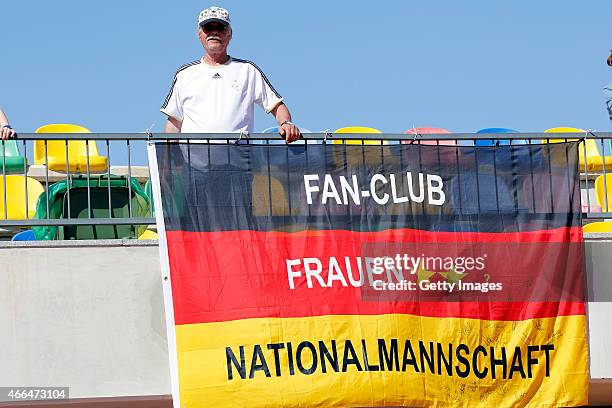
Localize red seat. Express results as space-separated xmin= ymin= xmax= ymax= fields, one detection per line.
xmin=403 ymin=127 xmax=456 ymax=145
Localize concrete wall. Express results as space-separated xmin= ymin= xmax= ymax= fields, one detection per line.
xmin=0 ymin=240 xmax=170 ymax=399
xmin=0 ymin=237 xmax=611 ymax=399
xmin=585 ymin=234 xmax=612 ymax=379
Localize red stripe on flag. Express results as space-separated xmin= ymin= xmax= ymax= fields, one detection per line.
xmin=166 ymin=228 xmax=585 ymax=325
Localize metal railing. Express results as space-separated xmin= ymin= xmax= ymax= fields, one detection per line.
xmin=1 ymin=131 xmax=611 ymax=232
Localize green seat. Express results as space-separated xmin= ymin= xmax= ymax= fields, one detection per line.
xmin=33 ymin=176 xmax=150 ymax=240
xmin=144 ymin=179 xmax=155 ymax=216
xmin=0 ymin=140 xmax=27 ymax=173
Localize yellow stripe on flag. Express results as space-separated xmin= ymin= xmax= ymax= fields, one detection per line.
xmin=174 ymin=313 xmax=588 ymax=407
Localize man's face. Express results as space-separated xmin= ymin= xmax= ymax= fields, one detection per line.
xmin=198 ymin=22 xmax=232 ymax=54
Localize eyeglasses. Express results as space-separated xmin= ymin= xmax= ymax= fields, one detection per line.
xmin=202 ymin=23 xmax=227 ymax=32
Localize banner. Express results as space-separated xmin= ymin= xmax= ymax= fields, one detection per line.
xmin=150 ymin=141 xmax=588 ymax=407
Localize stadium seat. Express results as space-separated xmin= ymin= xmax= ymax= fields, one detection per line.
xmin=544 ymin=127 xmax=612 ymax=171
xmin=257 ymin=126 xmax=286 ymax=145
xmin=261 ymin=126 xmax=312 ymax=134
xmin=144 ymin=179 xmax=155 ymax=216
xmin=34 ymin=124 xmax=108 ymax=173
xmin=521 ymin=173 xmax=577 ymax=214
xmin=11 ymin=229 xmax=36 ymax=241
xmin=472 ymin=128 xmax=538 ymax=174
xmin=32 ymin=175 xmax=149 ymax=240
xmin=595 ymin=174 xmax=612 ymax=212
xmin=0 ymin=140 xmax=27 ymax=173
xmin=331 ymin=126 xmax=390 ymax=168
xmin=138 ymin=229 xmax=159 ymax=240
xmin=401 ymin=127 xmax=457 ymax=168
xmin=252 ymin=126 xmax=315 ymax=145
xmin=403 ymin=127 xmax=456 ymax=145
xmin=450 ymin=173 xmax=516 ymax=214
xmin=583 ymin=222 xmax=612 ymax=233
xmin=333 ymin=126 xmax=385 ymax=145
xmin=0 ymin=175 xmax=44 ymax=220
xmin=475 ymin=128 xmax=526 ymax=146
xmin=252 ymin=174 xmax=289 ymax=216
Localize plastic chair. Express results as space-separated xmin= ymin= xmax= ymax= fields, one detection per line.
xmin=331 ymin=126 xmax=389 ymax=168
xmin=521 ymin=173 xmax=576 ymax=214
xmin=594 ymin=174 xmax=612 ymax=212
xmin=138 ymin=229 xmax=159 ymax=240
xmin=401 ymin=127 xmax=457 ymax=168
xmin=544 ymin=127 xmax=612 ymax=171
xmin=258 ymin=126 xmax=286 ymax=145
xmin=451 ymin=173 xmax=516 ymax=214
xmin=0 ymin=140 xmax=27 ymax=173
xmin=34 ymin=124 xmax=108 ymax=173
xmin=144 ymin=179 xmax=155 ymax=216
xmin=474 ymin=128 xmax=537 ymax=174
xmin=333 ymin=126 xmax=384 ymax=145
xmin=252 ymin=174 xmax=289 ymax=216
xmin=475 ymin=128 xmax=526 ymax=146
xmin=254 ymin=126 xmax=315 ymax=145
xmin=11 ymin=230 xmax=36 ymax=241
xmin=583 ymin=222 xmax=612 ymax=233
xmin=32 ymin=176 xmax=149 ymax=240
xmin=0 ymin=175 xmax=44 ymax=220
xmin=262 ymin=127 xmax=314 ymax=134
xmin=403 ymin=127 xmax=456 ymax=145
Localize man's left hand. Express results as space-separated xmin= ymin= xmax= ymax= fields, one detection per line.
xmin=280 ymin=122 xmax=301 ymax=144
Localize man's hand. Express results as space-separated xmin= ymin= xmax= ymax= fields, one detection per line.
xmin=279 ymin=122 xmax=301 ymax=143
xmin=271 ymin=103 xmax=301 ymax=144
xmin=1 ymin=126 xmax=15 ymax=141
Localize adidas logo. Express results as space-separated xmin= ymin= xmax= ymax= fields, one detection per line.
xmin=212 ymin=72 xmax=222 ymax=79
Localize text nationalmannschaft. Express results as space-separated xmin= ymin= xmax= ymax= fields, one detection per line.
xmin=226 ymin=338 xmax=553 ymax=381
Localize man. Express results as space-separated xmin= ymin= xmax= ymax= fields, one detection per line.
xmin=161 ymin=6 xmax=300 ymax=143
xmin=0 ymin=108 xmax=16 ymax=141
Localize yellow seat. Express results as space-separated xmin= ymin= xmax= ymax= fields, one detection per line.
xmin=252 ymin=174 xmax=289 ymax=216
xmin=331 ymin=126 xmax=392 ymax=169
xmin=332 ymin=126 xmax=385 ymax=145
xmin=583 ymin=222 xmax=612 ymax=233
xmin=594 ymin=174 xmax=612 ymax=212
xmin=586 ymin=155 xmax=612 ymax=172
xmin=543 ymin=127 xmax=612 ymax=171
xmin=0 ymin=175 xmax=44 ymax=220
xmin=34 ymin=124 xmax=108 ymax=173
xmin=138 ymin=230 xmax=159 ymax=240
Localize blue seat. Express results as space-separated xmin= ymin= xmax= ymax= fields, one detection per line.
xmin=258 ymin=126 xmax=286 ymax=145
xmin=475 ymin=128 xmax=527 ymax=146
xmin=12 ymin=229 xmax=36 ymax=241
xmin=473 ymin=128 xmax=537 ymax=174
xmin=450 ymin=172 xmax=517 ymax=214
xmin=253 ymin=126 xmax=315 ymax=145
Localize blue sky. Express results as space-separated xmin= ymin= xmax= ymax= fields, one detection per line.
xmin=2 ymin=0 xmax=611 ymax=163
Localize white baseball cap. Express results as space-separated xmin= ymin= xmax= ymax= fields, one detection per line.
xmin=198 ymin=6 xmax=231 ymax=27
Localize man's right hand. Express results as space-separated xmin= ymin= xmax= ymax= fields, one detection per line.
xmin=1 ymin=126 xmax=15 ymax=141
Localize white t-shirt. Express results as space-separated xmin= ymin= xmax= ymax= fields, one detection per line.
xmin=160 ymin=56 xmax=283 ymax=133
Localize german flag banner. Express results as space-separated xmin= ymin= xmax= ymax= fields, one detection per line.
xmin=149 ymin=141 xmax=588 ymax=407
